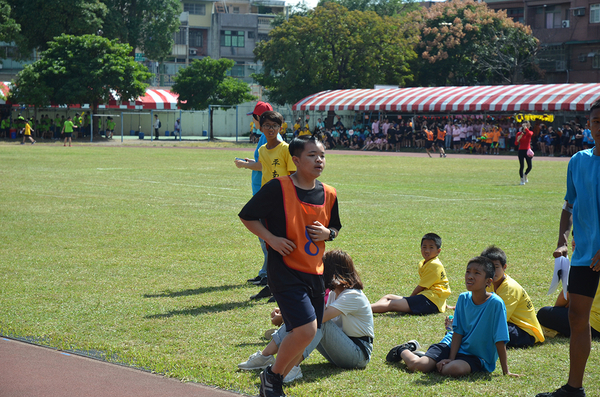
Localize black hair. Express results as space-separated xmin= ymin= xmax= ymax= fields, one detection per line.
xmin=481 ymin=245 xmax=507 ymax=266
xmin=467 ymin=256 xmax=495 ymax=279
xmin=259 ymin=111 xmax=283 ymax=126
xmin=421 ymin=233 xmax=442 ymax=249
xmin=323 ymin=250 xmax=364 ymax=290
xmin=591 ymin=98 xmax=600 ymax=113
xmin=289 ymin=135 xmax=322 ymax=157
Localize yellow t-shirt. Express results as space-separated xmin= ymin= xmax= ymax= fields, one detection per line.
xmin=281 ymin=122 xmax=288 ymax=132
xmin=293 ymin=123 xmax=301 ymax=132
xmin=417 ymin=256 xmax=451 ymax=312
xmin=258 ymin=141 xmax=296 ymax=187
xmin=487 ymin=274 xmax=545 ymax=343
xmin=24 ymin=123 xmax=32 ymax=136
xmin=298 ymin=130 xmax=311 ymax=137
xmin=590 ymin=285 xmax=600 ymax=331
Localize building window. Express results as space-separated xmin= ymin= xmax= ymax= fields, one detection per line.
xmin=174 ymin=27 xmax=186 ymax=45
xmin=545 ymin=6 xmax=562 ymax=29
xmin=183 ymin=3 xmax=206 ymax=15
xmin=593 ymin=52 xmax=600 ymax=68
xmin=538 ymin=45 xmax=567 ymax=71
xmin=248 ymin=31 xmax=255 ymax=39
xmin=507 ymin=8 xmax=524 ymax=24
xmin=230 ymin=63 xmax=245 ymax=77
xmin=190 ymin=30 xmax=203 ymax=47
xmin=258 ymin=33 xmax=269 ymax=42
xmin=221 ymin=30 xmax=245 ymax=47
xmin=233 ymin=7 xmax=240 ymax=13
xmin=591 ymin=4 xmax=600 ymax=23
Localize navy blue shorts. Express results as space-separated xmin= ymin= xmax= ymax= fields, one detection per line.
xmin=507 ymin=322 xmax=535 ymax=348
xmin=568 ymin=265 xmax=600 ymax=298
xmin=405 ymin=294 xmax=439 ymax=315
xmin=274 ymin=288 xmax=324 ymax=331
xmin=424 ymin=342 xmax=483 ymax=373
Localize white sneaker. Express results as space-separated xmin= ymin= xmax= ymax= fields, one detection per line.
xmin=519 ymin=177 xmax=526 ymax=185
xmin=283 ymin=365 xmax=303 ymax=383
xmin=237 ymin=351 xmax=275 ymax=370
xmin=525 ymin=174 xmax=529 ymax=183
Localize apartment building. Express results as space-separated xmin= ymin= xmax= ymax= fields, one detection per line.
xmin=486 ymin=0 xmax=600 ymax=83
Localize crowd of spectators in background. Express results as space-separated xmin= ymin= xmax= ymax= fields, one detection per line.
xmin=263 ymin=114 xmax=594 ymax=157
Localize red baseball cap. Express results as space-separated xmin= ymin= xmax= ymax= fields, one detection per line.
xmin=251 ymin=101 xmax=273 ymax=117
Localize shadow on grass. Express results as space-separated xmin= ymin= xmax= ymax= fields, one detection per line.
xmin=143 ymin=283 xmax=248 ymax=298
xmin=299 ymin=361 xmax=346 ymax=381
xmin=145 ymin=300 xmax=253 ymax=319
xmin=413 ymin=370 xmax=492 ymax=386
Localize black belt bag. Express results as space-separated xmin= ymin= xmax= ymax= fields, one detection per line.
xmin=349 ymin=336 xmax=373 ymax=361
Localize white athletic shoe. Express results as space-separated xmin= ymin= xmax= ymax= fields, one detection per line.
xmin=519 ymin=177 xmax=526 ymax=185
xmin=283 ymin=365 xmax=303 ymax=383
xmin=237 ymin=351 xmax=275 ymax=370
xmin=525 ymin=174 xmax=529 ymax=183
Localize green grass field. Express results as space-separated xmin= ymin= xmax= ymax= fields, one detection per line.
xmin=1 ymin=142 xmax=598 ymax=397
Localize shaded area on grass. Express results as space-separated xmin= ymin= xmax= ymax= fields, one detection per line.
xmin=145 ymin=300 xmax=254 ymax=319
xmin=143 ymin=284 xmax=247 ymax=298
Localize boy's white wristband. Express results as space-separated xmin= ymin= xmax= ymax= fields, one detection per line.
xmin=562 ymin=201 xmax=573 ymax=214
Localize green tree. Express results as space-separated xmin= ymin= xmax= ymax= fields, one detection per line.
xmin=10 ymin=34 xmax=151 ymax=135
xmin=254 ymin=2 xmax=417 ymax=106
xmin=171 ymin=57 xmax=256 ymax=139
xmin=317 ymin=0 xmax=418 ymax=17
xmin=0 ymin=0 xmax=19 ymax=45
xmin=7 ymin=0 xmax=107 ymax=55
xmin=411 ymin=0 xmax=540 ymax=86
xmin=101 ymin=0 xmax=181 ymax=61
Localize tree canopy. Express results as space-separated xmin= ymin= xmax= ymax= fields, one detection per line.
xmin=10 ymin=34 xmax=151 ymax=131
xmin=410 ymin=0 xmax=540 ymax=86
xmin=7 ymin=0 xmax=107 ymax=55
xmin=7 ymin=0 xmax=181 ymax=61
xmin=254 ymin=2 xmax=417 ymax=106
xmin=171 ymin=57 xmax=256 ymax=110
xmin=317 ymin=0 xmax=418 ymax=17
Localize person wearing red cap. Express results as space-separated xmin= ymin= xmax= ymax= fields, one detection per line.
xmin=235 ymin=101 xmax=285 ymax=299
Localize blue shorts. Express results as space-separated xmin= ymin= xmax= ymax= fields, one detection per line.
xmin=274 ymin=288 xmax=324 ymax=331
xmin=405 ymin=294 xmax=439 ymax=315
xmin=424 ymin=342 xmax=483 ymax=373
xmin=507 ymin=322 xmax=535 ymax=348
xmin=568 ymin=265 xmax=600 ymax=298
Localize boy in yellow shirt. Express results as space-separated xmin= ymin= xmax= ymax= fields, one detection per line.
xmin=481 ymin=245 xmax=544 ymax=347
xmin=371 ymin=233 xmax=451 ymax=315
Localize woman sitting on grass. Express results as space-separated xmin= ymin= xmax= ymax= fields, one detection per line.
xmin=238 ymin=250 xmax=374 ymax=381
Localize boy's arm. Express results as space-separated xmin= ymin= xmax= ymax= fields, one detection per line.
xmin=239 ymin=218 xmax=296 ymax=256
xmin=410 ymin=285 xmax=426 ymax=296
xmin=553 ymin=206 xmax=572 ymax=258
xmin=234 ymin=158 xmax=262 ymax=171
xmin=437 ymin=332 xmax=462 ymax=372
xmin=496 ymin=341 xmax=521 ymax=377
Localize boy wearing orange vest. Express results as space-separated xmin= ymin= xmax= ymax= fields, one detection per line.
xmin=239 ymin=135 xmax=341 ymax=397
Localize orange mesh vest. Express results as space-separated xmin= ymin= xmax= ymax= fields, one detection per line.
xmin=278 ymin=176 xmax=337 ymax=275
xmin=426 ymin=130 xmax=434 ymax=141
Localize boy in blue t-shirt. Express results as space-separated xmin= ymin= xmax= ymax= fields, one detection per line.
xmin=387 ymin=256 xmax=520 ymax=377
xmin=537 ymin=100 xmax=600 ymax=397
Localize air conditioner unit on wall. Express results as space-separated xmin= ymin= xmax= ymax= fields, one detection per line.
xmin=189 ymin=49 xmax=197 ymax=55
xmin=573 ymin=8 xmax=585 ymax=17
xmin=562 ymin=20 xmax=570 ymax=28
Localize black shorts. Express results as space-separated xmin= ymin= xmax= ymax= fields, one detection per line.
xmin=274 ymin=288 xmax=324 ymax=331
xmin=507 ymin=323 xmax=535 ymax=348
xmin=436 ymin=139 xmax=445 ymax=149
xmin=424 ymin=342 xmax=483 ymax=373
xmin=425 ymin=140 xmax=434 ymax=149
xmin=568 ymin=265 xmax=600 ymax=298
xmin=64 ymin=132 xmax=72 ymax=138
xmin=405 ymin=294 xmax=439 ymax=315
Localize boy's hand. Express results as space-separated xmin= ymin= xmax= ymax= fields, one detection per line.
xmin=270 ymin=308 xmax=283 ymax=326
xmin=553 ymin=245 xmax=568 ymax=258
xmin=591 ymin=249 xmax=600 ymax=271
xmin=436 ymin=359 xmax=452 ymax=372
xmin=306 ymin=221 xmax=330 ymax=242
xmin=504 ymin=371 xmax=522 ymax=377
xmin=234 ymin=158 xmax=252 ymax=168
xmin=267 ymin=236 xmax=296 ymax=256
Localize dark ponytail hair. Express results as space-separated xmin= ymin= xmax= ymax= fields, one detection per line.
xmin=323 ymin=250 xmax=364 ymax=290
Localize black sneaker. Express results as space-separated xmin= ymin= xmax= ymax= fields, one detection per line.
xmin=258 ymin=277 xmax=268 ymax=286
xmin=247 ymin=276 xmax=261 ymax=284
xmin=536 ymin=385 xmax=586 ymax=397
xmin=385 ymin=340 xmax=420 ymax=363
xmin=259 ymin=365 xmax=285 ymax=397
xmin=250 ymin=286 xmax=272 ymax=300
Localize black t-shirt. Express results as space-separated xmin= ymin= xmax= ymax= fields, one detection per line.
xmin=239 ymin=178 xmax=342 ymax=297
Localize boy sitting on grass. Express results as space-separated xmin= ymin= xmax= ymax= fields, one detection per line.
xmin=387 ymin=256 xmax=520 ymax=377
xmin=481 ymin=245 xmax=545 ymax=347
xmin=371 ymin=233 xmax=451 ymax=315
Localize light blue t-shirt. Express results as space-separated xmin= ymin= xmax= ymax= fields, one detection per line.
xmin=565 ymin=148 xmax=600 ymax=267
xmin=453 ymin=291 xmax=509 ymax=373
xmin=252 ymin=132 xmax=284 ymax=195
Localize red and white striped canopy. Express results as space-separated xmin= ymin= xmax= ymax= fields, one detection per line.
xmin=293 ymin=84 xmax=600 ymax=113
